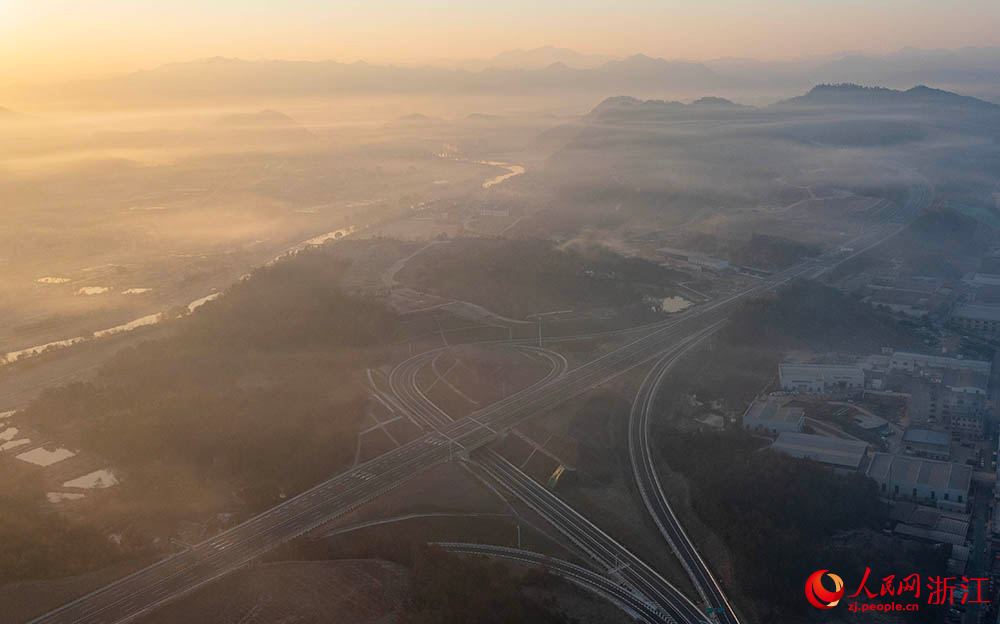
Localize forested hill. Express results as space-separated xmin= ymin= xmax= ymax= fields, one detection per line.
xmin=775 ymin=83 xmax=1000 ymax=111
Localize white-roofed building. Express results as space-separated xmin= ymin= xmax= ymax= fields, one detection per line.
xmin=951 ymin=304 xmax=1000 ymax=333
xmin=867 ymin=453 xmax=972 ymax=513
xmin=742 ymin=397 xmax=804 ymax=435
xmin=888 ymin=351 xmax=991 ymax=376
xmin=779 ymin=363 xmax=865 ymax=394
xmin=770 ymin=433 xmax=869 ymax=472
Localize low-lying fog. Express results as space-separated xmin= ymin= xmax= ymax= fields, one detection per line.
xmin=3 ymin=85 xmax=999 ymax=366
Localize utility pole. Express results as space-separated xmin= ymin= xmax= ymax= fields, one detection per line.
xmin=516 ymin=524 xmax=521 ymax=549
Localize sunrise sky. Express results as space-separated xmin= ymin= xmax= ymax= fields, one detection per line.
xmin=4 ymin=0 xmax=1000 ymax=84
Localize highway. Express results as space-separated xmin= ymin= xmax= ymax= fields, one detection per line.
xmin=470 ymin=451 xmax=705 ymax=623
xmin=390 ymin=344 xmax=706 ymax=623
xmin=391 ymin=179 xmax=929 ymax=623
xmin=436 ymin=542 xmax=665 ymax=624
xmin=628 ymin=325 xmax=737 ymax=622
xmin=29 ymin=179 xmax=929 ymax=624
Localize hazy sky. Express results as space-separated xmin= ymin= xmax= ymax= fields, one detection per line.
xmin=4 ymin=0 xmax=1000 ymax=83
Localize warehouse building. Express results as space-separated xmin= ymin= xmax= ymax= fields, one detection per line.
xmin=887 ymin=351 xmax=991 ymax=376
xmin=890 ymin=501 xmax=970 ymax=548
xmin=950 ymin=303 xmax=1000 ymax=333
xmin=902 ymin=428 xmax=951 ymax=461
xmin=778 ymin=363 xmax=865 ymax=394
xmin=962 ymin=273 xmax=1000 ymax=288
xmin=742 ymin=397 xmax=804 ymax=435
xmin=867 ymin=453 xmax=972 ymax=512
xmin=770 ymin=433 xmax=869 ymax=472
xmin=853 ymin=412 xmax=892 ymax=436
xmin=657 ymin=247 xmax=730 ymax=272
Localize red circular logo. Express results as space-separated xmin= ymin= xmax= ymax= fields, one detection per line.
xmin=805 ymin=570 xmax=844 ymax=609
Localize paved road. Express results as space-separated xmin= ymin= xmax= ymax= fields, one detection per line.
xmin=470 ymin=451 xmax=707 ymax=624
xmin=391 ymin=342 xmax=707 ymax=623
xmin=437 ymin=542 xmax=666 ymax=624
xmin=623 ymin=179 xmax=931 ymax=624
xmin=30 ymin=179 xmax=930 ymax=624
xmin=628 ymin=325 xmax=738 ymax=623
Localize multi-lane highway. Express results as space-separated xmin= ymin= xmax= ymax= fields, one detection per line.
xmin=390 ymin=178 xmax=930 ymax=624
xmin=628 ymin=325 xmax=737 ymax=622
xmin=30 ymin=178 xmax=930 ymax=624
xmin=436 ymin=542 xmax=666 ymax=624
xmin=470 ymin=451 xmax=706 ymax=623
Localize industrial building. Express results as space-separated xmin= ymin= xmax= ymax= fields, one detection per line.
xmin=866 ymin=290 xmax=929 ymax=318
xmin=742 ymin=397 xmax=804 ymax=435
xmin=770 ymin=433 xmax=869 ymax=472
xmin=778 ymin=363 xmax=865 ymax=394
xmin=901 ymin=428 xmax=951 ymax=461
xmin=853 ymin=412 xmax=892 ymax=436
xmin=889 ymin=501 xmax=970 ymax=548
xmin=867 ymin=453 xmax=972 ymax=512
xmin=657 ymin=247 xmax=730 ymax=272
xmin=887 ymin=351 xmax=991 ymax=376
xmin=950 ymin=303 xmax=1000 ymax=333
xmin=927 ymin=369 xmax=989 ymax=439
xmin=962 ymin=272 xmax=1000 ymax=288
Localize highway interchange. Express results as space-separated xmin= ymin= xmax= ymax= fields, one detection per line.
xmin=30 ymin=179 xmax=930 ymax=624
xmin=436 ymin=542 xmax=666 ymax=624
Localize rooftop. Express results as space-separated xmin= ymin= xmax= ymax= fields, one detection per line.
xmin=779 ymin=362 xmax=864 ymax=372
xmin=889 ymin=501 xmax=970 ymax=532
xmin=745 ymin=398 xmax=804 ymax=424
xmin=963 ymin=273 xmax=1000 ymax=287
xmin=902 ymin=428 xmax=950 ymax=448
xmin=867 ymin=289 xmax=928 ymax=306
xmin=941 ymin=368 xmax=989 ymax=391
xmin=854 ymin=413 xmax=890 ymax=430
xmin=867 ymin=453 xmax=972 ymax=492
xmin=952 ymin=303 xmax=1000 ymax=322
xmin=770 ymin=433 xmax=869 ymax=470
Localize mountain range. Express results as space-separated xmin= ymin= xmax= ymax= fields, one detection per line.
xmin=426 ymin=45 xmax=617 ymax=71
xmin=588 ymin=84 xmax=1000 ymax=119
xmin=10 ymin=46 xmax=1000 ymax=103
xmin=774 ymin=83 xmax=1000 ymax=111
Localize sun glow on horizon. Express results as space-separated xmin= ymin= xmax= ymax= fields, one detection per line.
xmin=3 ymin=0 xmax=1000 ymax=86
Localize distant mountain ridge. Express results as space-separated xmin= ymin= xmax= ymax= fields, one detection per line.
xmin=775 ymin=83 xmax=1000 ymax=110
xmin=213 ymin=108 xmax=301 ymax=126
xmin=588 ymin=83 xmax=998 ymax=121
xmin=587 ymin=95 xmax=752 ymax=120
xmin=426 ymin=45 xmax=618 ymax=71
xmin=16 ymin=46 xmax=1000 ymax=102
xmin=30 ymin=54 xmax=726 ymax=99
xmin=212 ymin=108 xmax=315 ymax=140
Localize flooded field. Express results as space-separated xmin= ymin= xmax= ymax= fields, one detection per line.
xmin=94 ymin=313 xmax=164 ymax=338
xmin=1 ymin=439 xmax=31 ymax=451
xmin=481 ymin=162 xmax=526 ymax=188
xmin=16 ymin=446 xmax=75 ymax=467
xmin=660 ymin=296 xmax=693 ymax=313
xmin=76 ymin=286 xmax=112 ymax=296
xmin=46 ymin=492 xmax=86 ymax=503
xmin=63 ymin=469 xmax=119 ymax=490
